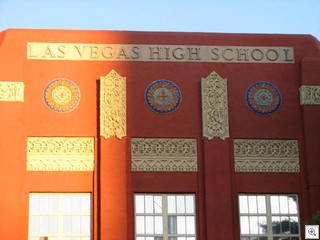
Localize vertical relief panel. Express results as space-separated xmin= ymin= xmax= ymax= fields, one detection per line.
xmin=0 ymin=81 xmax=24 ymax=102
xmin=299 ymin=85 xmax=320 ymax=105
xmin=201 ymin=71 xmax=229 ymax=140
xmin=100 ymin=70 xmax=126 ymax=139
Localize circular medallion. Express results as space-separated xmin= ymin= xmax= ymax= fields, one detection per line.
xmin=44 ymin=78 xmax=81 ymax=113
xmin=145 ymin=79 xmax=182 ymax=114
xmin=246 ymin=81 xmax=282 ymax=115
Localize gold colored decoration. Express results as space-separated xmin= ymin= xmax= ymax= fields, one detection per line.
xmin=100 ymin=70 xmax=126 ymax=139
xmin=299 ymin=85 xmax=320 ymax=105
xmin=52 ymin=86 xmax=72 ymax=104
xmin=0 ymin=81 xmax=24 ymax=102
xmin=27 ymin=42 xmax=295 ymax=64
xmin=234 ymin=139 xmax=300 ymax=173
xmin=131 ymin=138 xmax=198 ymax=172
xmin=201 ymin=71 xmax=229 ymax=140
xmin=27 ymin=137 xmax=94 ymax=171
xmin=44 ymin=78 xmax=80 ymax=113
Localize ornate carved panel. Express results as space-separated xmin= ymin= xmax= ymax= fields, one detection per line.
xmin=201 ymin=71 xmax=229 ymax=140
xmin=234 ymin=139 xmax=300 ymax=173
xmin=131 ymin=138 xmax=198 ymax=172
xmin=27 ymin=137 xmax=94 ymax=171
xmin=0 ymin=81 xmax=24 ymax=102
xmin=100 ymin=70 xmax=126 ymax=139
xmin=299 ymin=85 xmax=320 ymax=105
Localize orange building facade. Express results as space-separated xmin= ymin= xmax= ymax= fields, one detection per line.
xmin=0 ymin=29 xmax=319 ymax=240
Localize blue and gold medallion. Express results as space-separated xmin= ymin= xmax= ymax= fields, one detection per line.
xmin=145 ymin=79 xmax=181 ymax=114
xmin=44 ymin=78 xmax=81 ymax=113
xmin=246 ymin=81 xmax=282 ymax=115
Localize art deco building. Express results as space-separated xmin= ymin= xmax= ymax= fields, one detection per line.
xmin=0 ymin=29 xmax=319 ymax=240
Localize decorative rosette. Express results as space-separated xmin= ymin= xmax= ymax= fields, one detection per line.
xmin=246 ymin=81 xmax=282 ymax=115
xmin=44 ymin=78 xmax=80 ymax=113
xmin=145 ymin=79 xmax=181 ymax=114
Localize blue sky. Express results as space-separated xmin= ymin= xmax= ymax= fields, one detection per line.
xmin=0 ymin=0 xmax=319 ymax=40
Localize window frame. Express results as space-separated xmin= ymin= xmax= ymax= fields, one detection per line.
xmin=134 ymin=193 xmax=197 ymax=240
xmin=28 ymin=192 xmax=92 ymax=240
xmin=238 ymin=194 xmax=300 ymax=240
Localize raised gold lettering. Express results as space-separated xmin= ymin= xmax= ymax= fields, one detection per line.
xmin=149 ymin=47 xmax=162 ymax=60
xmin=89 ymin=46 xmax=99 ymax=58
xmin=172 ymin=48 xmax=185 ymax=60
xmin=116 ymin=47 xmax=130 ymax=59
xmin=222 ymin=48 xmax=234 ymax=61
xmin=57 ymin=45 xmax=66 ymax=58
xmin=27 ymin=44 xmax=38 ymax=58
xmin=210 ymin=48 xmax=219 ymax=60
xmin=165 ymin=47 xmax=171 ymax=60
xmin=187 ymin=48 xmax=201 ymax=60
xmin=131 ymin=46 xmax=140 ymax=59
xmin=26 ymin=43 xmax=295 ymax=63
xmin=266 ymin=49 xmax=279 ymax=61
xmin=101 ymin=46 xmax=114 ymax=59
xmin=251 ymin=49 xmax=264 ymax=61
xmin=284 ymin=49 xmax=294 ymax=62
xmin=75 ymin=45 xmax=86 ymax=58
xmin=236 ymin=49 xmax=249 ymax=61
xmin=42 ymin=46 xmax=56 ymax=58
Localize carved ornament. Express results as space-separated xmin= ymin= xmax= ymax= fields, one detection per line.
xmin=299 ymin=85 xmax=320 ymax=105
xmin=234 ymin=139 xmax=300 ymax=173
xmin=0 ymin=81 xmax=24 ymax=102
xmin=201 ymin=71 xmax=229 ymax=140
xmin=131 ymin=138 xmax=198 ymax=172
xmin=27 ymin=137 xmax=94 ymax=171
xmin=100 ymin=70 xmax=126 ymax=139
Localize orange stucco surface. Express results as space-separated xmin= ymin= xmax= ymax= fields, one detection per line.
xmin=0 ymin=29 xmax=319 ymax=240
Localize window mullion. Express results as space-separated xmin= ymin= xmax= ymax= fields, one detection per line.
xmin=58 ymin=194 xmax=64 ymax=240
xmin=163 ymin=194 xmax=168 ymax=240
xmin=134 ymin=194 xmax=196 ymax=240
xmin=266 ymin=195 xmax=273 ymax=240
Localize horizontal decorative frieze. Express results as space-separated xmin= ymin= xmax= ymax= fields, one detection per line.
xmin=299 ymin=85 xmax=320 ymax=105
xmin=234 ymin=139 xmax=300 ymax=173
xmin=0 ymin=81 xmax=24 ymax=102
xmin=131 ymin=138 xmax=197 ymax=172
xmin=27 ymin=137 xmax=94 ymax=171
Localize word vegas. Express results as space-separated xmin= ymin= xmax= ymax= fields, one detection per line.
xmin=27 ymin=43 xmax=294 ymax=63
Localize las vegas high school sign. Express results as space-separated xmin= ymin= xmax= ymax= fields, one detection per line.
xmin=27 ymin=43 xmax=294 ymax=63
